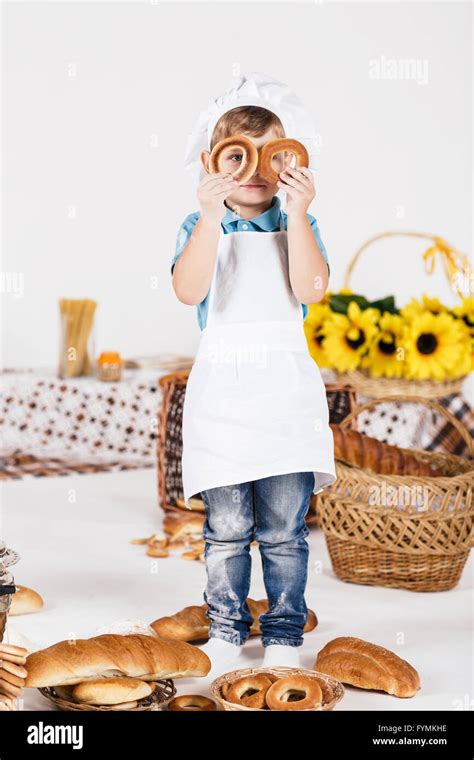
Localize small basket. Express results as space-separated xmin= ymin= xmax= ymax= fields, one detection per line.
xmin=316 ymin=394 xmax=474 ymax=592
xmin=210 ymin=666 xmax=344 ymax=712
xmin=157 ymin=370 xmax=356 ymax=519
xmin=38 ymin=679 xmax=176 ymax=711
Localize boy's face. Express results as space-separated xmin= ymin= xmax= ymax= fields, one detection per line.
xmin=203 ymin=127 xmax=289 ymax=211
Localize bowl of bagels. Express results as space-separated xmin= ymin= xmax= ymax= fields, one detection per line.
xmin=210 ymin=636 xmax=421 ymax=711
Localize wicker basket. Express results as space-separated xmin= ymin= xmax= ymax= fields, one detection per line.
xmin=38 ymin=679 xmax=176 ymax=711
xmin=210 ymin=666 xmax=344 ymax=711
xmin=336 ymin=371 xmax=464 ymax=400
xmin=316 ymin=394 xmax=474 ymax=592
xmin=157 ymin=369 xmax=356 ymax=521
xmin=335 ymin=230 xmax=471 ymax=399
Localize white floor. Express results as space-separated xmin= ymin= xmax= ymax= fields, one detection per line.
xmin=2 ymin=468 xmax=472 ymax=711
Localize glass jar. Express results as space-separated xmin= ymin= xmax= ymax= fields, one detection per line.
xmin=0 ymin=541 xmax=20 ymax=643
xmin=96 ymin=351 xmax=123 ymax=382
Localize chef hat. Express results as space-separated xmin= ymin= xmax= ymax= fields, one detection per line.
xmin=184 ymin=71 xmax=320 ymax=188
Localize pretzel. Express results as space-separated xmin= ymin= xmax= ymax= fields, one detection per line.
xmin=168 ymin=694 xmax=217 ymax=711
xmin=209 ymin=135 xmax=259 ymax=185
xmin=226 ymin=673 xmax=274 ymax=709
xmin=259 ymin=138 xmax=309 ymax=184
xmin=265 ymin=675 xmax=322 ymax=710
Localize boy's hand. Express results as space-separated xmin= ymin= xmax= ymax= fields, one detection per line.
xmin=197 ymin=172 xmax=236 ymax=222
xmin=277 ymin=166 xmax=315 ymax=217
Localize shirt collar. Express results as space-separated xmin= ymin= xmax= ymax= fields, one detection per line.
xmin=222 ymin=195 xmax=282 ymax=231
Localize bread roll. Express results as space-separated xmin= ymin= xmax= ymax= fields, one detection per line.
xmin=25 ymin=634 xmax=210 ymax=688
xmin=150 ymin=598 xmax=318 ymax=641
xmin=53 ymin=684 xmax=76 ymax=701
xmin=9 ymin=586 xmax=44 ymax=616
xmin=331 ymin=424 xmax=443 ymax=477
xmin=71 ymin=677 xmax=153 ymax=705
xmin=315 ymin=636 xmax=420 ymax=698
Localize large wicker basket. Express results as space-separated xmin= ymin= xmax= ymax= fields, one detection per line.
xmin=316 ymin=395 xmax=474 ymax=592
xmin=209 ymin=666 xmax=344 ymax=711
xmin=157 ymin=369 xmax=356 ymax=521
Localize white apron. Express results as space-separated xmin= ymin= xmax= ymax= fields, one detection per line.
xmin=181 ymin=214 xmax=337 ymax=509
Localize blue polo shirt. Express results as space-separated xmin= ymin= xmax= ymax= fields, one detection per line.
xmin=171 ymin=195 xmax=330 ymax=330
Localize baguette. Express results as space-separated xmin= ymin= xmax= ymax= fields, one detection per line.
xmin=330 ymin=424 xmax=442 ymax=477
xmin=315 ymin=636 xmax=420 ymax=698
xmin=25 ymin=634 xmax=210 ymax=688
xmin=150 ymin=598 xmax=318 ymax=641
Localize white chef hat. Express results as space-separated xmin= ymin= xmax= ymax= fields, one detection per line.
xmin=184 ymin=71 xmax=320 ymax=188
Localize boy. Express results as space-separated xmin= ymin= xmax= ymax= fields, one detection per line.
xmin=172 ymin=81 xmax=336 ymax=676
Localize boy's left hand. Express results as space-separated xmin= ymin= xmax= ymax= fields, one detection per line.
xmin=277 ymin=165 xmax=315 ymax=217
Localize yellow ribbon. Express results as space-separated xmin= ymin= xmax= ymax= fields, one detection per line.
xmin=422 ymin=236 xmax=471 ymax=298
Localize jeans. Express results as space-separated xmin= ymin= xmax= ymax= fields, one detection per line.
xmin=200 ymin=471 xmax=315 ymax=648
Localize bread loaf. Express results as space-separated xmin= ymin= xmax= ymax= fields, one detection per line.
xmin=10 ymin=586 xmax=44 ymax=616
xmin=71 ymin=677 xmax=153 ymax=705
xmin=150 ymin=598 xmax=318 ymax=641
xmin=25 ymin=634 xmax=210 ymax=688
xmin=315 ymin=636 xmax=420 ymax=698
xmin=331 ymin=424 xmax=442 ymax=477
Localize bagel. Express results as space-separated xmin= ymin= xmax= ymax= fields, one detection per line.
xmin=209 ymin=135 xmax=259 ymax=185
xmin=259 ymin=138 xmax=309 ymax=184
xmin=226 ymin=673 xmax=273 ymax=709
xmin=265 ymin=675 xmax=322 ymax=711
xmin=168 ymin=694 xmax=217 ymax=711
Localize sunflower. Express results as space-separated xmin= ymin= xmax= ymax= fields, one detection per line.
xmin=361 ymin=312 xmax=405 ymax=378
xmin=402 ymin=311 xmax=469 ymax=380
xmin=401 ymin=294 xmax=448 ymax=321
xmin=324 ymin=301 xmax=380 ymax=372
xmin=304 ymin=301 xmax=332 ymax=367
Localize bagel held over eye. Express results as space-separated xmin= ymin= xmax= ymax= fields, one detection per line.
xmin=208 ymin=135 xmax=259 ymax=185
xmin=259 ymin=138 xmax=309 ymax=184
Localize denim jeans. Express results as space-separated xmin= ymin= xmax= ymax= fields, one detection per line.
xmin=200 ymin=471 xmax=315 ymax=648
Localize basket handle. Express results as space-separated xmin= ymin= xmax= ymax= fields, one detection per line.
xmin=340 ymin=394 xmax=473 ymax=458
xmin=343 ymin=231 xmax=471 ymax=299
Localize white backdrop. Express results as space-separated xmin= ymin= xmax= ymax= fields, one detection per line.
xmin=2 ymin=1 xmax=471 ymax=367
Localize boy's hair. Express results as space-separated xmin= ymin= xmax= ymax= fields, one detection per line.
xmin=210 ymin=106 xmax=285 ymax=150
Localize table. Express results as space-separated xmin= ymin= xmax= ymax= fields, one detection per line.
xmin=1 ymin=367 xmax=168 ymax=467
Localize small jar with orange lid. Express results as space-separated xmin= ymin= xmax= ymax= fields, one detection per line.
xmin=96 ymin=352 xmax=123 ymax=382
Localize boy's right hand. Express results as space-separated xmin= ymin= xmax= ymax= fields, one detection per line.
xmin=197 ymin=172 xmax=236 ymax=222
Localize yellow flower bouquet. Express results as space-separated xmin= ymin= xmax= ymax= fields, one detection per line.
xmin=304 ymin=232 xmax=473 ymax=398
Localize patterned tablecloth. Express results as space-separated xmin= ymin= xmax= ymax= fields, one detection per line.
xmin=0 ymin=367 xmax=166 ymax=467
xmin=1 ymin=367 xmax=472 ymax=481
